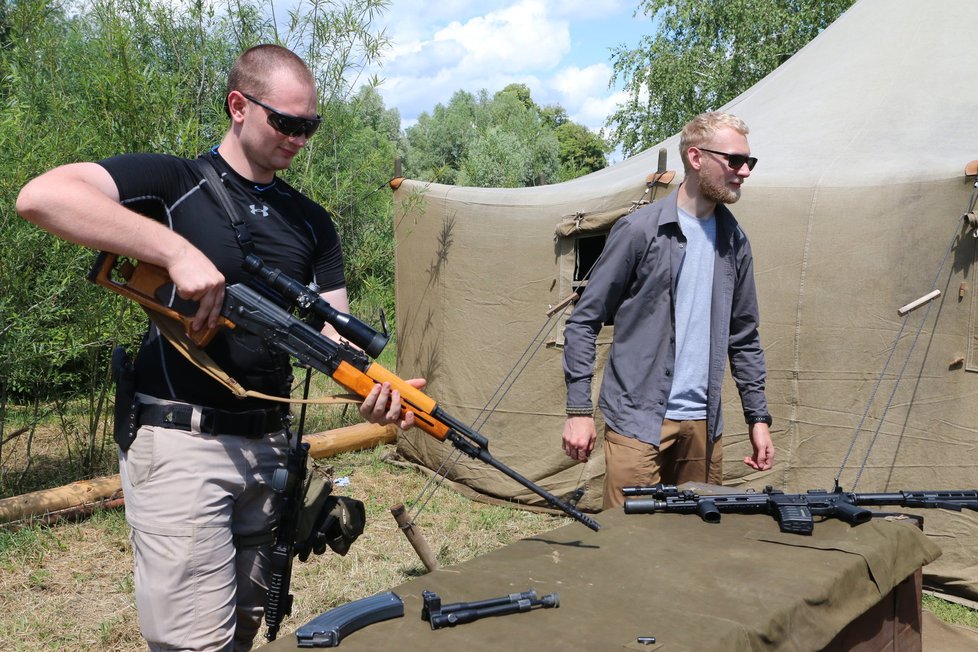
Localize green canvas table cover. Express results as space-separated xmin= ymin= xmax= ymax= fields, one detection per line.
xmin=260 ymin=507 xmax=940 ymax=651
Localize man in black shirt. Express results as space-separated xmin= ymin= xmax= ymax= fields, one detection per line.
xmin=17 ymin=44 xmax=417 ymax=651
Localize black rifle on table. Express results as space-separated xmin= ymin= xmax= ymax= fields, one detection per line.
xmin=622 ymin=484 xmax=978 ymax=535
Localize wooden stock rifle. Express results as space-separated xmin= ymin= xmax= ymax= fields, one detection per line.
xmin=88 ymin=252 xmax=602 ymax=534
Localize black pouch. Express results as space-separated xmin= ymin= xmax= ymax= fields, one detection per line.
xmin=111 ymin=346 xmax=140 ymax=452
xmin=294 ymin=464 xmax=366 ymax=562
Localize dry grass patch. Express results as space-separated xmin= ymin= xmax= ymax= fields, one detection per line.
xmin=0 ymin=444 xmax=561 ymax=651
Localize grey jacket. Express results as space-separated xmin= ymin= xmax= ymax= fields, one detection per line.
xmin=562 ymin=188 xmax=768 ymax=445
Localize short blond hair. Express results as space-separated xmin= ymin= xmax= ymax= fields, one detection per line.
xmin=226 ymin=44 xmax=315 ymax=108
xmin=679 ymin=112 xmax=750 ymax=172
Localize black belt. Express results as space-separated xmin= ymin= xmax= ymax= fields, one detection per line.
xmin=137 ymin=401 xmax=285 ymax=439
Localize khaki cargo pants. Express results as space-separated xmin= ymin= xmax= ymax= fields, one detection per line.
xmin=603 ymin=419 xmax=722 ymax=510
xmin=119 ymin=421 xmax=291 ymax=651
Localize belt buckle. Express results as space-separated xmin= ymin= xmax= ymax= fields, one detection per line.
xmin=198 ymin=407 xmax=219 ymax=436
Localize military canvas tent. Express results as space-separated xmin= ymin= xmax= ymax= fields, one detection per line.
xmin=392 ymin=0 xmax=978 ymax=600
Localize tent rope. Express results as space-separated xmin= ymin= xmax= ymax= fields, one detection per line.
xmin=404 ymin=301 xmax=577 ymax=524
xmin=836 ymin=190 xmax=976 ymax=491
xmin=403 ymin=172 xmax=672 ymax=524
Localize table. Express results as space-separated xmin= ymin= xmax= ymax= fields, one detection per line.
xmin=260 ymin=508 xmax=940 ymax=651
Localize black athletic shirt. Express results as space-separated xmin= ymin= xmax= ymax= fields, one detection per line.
xmin=98 ymin=148 xmax=346 ymax=410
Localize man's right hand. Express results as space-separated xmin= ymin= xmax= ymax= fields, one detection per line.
xmin=562 ymin=415 xmax=597 ymax=462
xmin=16 ymin=161 xmax=226 ymax=332
xmin=167 ymin=245 xmax=226 ymax=332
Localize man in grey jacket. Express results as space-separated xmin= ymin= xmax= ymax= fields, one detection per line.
xmin=562 ymin=111 xmax=774 ymax=509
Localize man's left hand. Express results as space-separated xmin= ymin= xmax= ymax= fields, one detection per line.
xmin=359 ymin=379 xmax=427 ymax=430
xmin=744 ymin=423 xmax=774 ymax=470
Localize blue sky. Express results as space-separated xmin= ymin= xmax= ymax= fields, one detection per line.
xmin=365 ymin=0 xmax=653 ymax=141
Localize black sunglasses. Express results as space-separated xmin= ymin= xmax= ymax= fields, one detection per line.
xmin=698 ymin=147 xmax=758 ymax=171
xmin=242 ymin=93 xmax=322 ymax=138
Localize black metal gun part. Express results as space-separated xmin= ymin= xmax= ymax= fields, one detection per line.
xmin=295 ymin=592 xmax=404 ymax=648
xmin=622 ymin=484 xmax=978 ymax=535
xmin=422 ymin=588 xmax=558 ymax=630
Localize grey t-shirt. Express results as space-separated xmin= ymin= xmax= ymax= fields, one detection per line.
xmin=666 ymin=208 xmax=716 ymax=420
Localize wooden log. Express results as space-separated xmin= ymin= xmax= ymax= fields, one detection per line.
xmin=305 ymin=422 xmax=397 ymax=459
xmin=0 ymin=421 xmax=398 ymax=525
xmin=24 ymin=496 xmax=128 ymax=529
xmin=0 ymin=475 xmax=124 ymax=524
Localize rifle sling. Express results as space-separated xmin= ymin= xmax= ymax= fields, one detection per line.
xmin=146 ymin=310 xmax=359 ymax=407
xmin=186 ymin=157 xmax=352 ymax=406
xmin=197 ymin=155 xmax=256 ymax=257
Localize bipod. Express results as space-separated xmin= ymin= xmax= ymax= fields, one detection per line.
xmin=421 ymin=588 xmax=559 ymax=630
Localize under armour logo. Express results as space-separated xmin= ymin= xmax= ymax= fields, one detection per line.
xmin=249 ymin=204 xmax=269 ymax=217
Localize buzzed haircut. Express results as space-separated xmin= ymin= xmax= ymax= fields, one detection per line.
xmin=679 ymin=112 xmax=750 ymax=172
xmin=226 ymin=44 xmax=316 ymax=105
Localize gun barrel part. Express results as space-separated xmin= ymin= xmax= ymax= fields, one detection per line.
xmin=439 ymin=590 xmax=539 ymax=615
xmin=429 ymin=592 xmax=559 ymax=630
xmin=623 ymin=498 xmax=665 ymax=514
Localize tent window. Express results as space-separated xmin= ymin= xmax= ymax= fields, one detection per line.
xmin=572 ymin=233 xmax=615 ymax=327
xmin=574 ymin=234 xmax=606 ymax=295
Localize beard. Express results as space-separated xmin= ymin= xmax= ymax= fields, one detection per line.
xmin=699 ymin=172 xmax=740 ymax=204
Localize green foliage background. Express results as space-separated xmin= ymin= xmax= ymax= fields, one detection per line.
xmin=0 ymin=0 xmax=397 ymax=494
xmin=402 ymin=83 xmax=610 ymax=187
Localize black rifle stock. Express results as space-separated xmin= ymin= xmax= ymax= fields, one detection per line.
xmin=622 ymin=484 xmax=978 ymax=535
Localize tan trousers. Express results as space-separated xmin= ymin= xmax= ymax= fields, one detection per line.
xmin=120 ymin=422 xmax=291 ymax=651
xmin=603 ymin=419 xmax=722 ymax=510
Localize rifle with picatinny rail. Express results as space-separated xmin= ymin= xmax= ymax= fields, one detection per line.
xmin=88 ymin=252 xmax=602 ymax=536
xmin=622 ymin=483 xmax=978 ymax=535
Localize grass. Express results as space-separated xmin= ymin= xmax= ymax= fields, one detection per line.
xmin=923 ymin=593 xmax=978 ymax=629
xmin=1 ymin=398 xmax=976 ymax=648
xmin=0 ymin=443 xmax=562 ymax=651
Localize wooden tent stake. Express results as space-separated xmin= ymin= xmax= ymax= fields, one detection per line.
xmin=390 ymin=503 xmax=439 ymax=572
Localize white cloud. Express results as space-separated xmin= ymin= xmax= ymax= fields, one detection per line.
xmin=432 ymin=0 xmax=569 ymax=73
xmin=548 ymin=64 xmax=612 ymax=107
xmin=368 ymin=0 xmax=642 ymax=134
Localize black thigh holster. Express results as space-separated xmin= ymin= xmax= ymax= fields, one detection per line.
xmin=111 ymin=346 xmax=140 ymax=452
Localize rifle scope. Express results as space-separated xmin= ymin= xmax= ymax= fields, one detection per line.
xmin=243 ymin=254 xmax=389 ymax=358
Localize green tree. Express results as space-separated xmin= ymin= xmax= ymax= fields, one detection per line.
xmin=555 ymin=121 xmax=612 ymax=182
xmin=497 ymin=82 xmax=535 ymax=111
xmin=540 ymin=104 xmax=570 ymax=130
xmin=0 ymin=0 xmax=395 ymax=492
xmin=608 ymin=0 xmax=857 ymax=156
xmin=303 ymin=84 xmax=400 ymax=324
xmin=403 ymin=86 xmax=607 ymax=188
xmin=403 ymin=90 xmax=480 ymax=185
